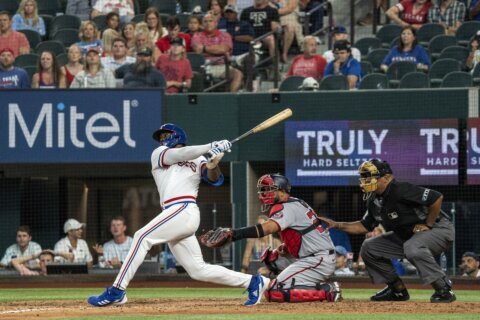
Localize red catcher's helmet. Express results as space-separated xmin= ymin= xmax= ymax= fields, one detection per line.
xmin=257 ymin=174 xmax=291 ymax=212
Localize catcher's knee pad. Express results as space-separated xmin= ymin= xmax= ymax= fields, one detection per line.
xmin=264 ymin=281 xmax=340 ymax=303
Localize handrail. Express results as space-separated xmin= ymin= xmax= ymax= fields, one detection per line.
xmin=304 ymin=1 xmax=334 ymax=49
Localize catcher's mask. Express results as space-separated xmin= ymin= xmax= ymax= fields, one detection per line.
xmin=152 ymin=123 xmax=187 ymax=147
xmin=257 ymin=173 xmax=291 ymax=212
xmin=358 ymin=159 xmax=392 ymax=199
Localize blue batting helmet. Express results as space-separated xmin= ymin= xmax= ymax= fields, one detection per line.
xmin=152 ymin=123 xmax=188 ymax=147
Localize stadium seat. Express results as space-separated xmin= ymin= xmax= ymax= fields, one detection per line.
xmin=376 ymin=24 xmax=403 ymax=48
xmin=279 ymin=76 xmax=305 ymax=92
xmin=354 ymin=37 xmax=382 ymax=60
xmin=149 ymin=0 xmax=177 ymax=15
xmin=319 ymin=75 xmax=349 ymax=90
xmin=40 ymin=14 xmax=53 ymax=39
xmin=417 ymin=23 xmax=446 ymax=47
xmin=360 ymin=60 xmax=373 ymax=75
xmin=18 ymin=30 xmax=42 ymax=50
xmin=160 ymin=13 xmax=170 ymax=26
xmin=438 ymin=46 xmax=470 ymax=65
xmin=440 ymin=71 xmax=473 ymax=88
xmin=386 ymin=61 xmax=417 ymax=87
xmin=189 ymin=71 xmax=205 ymax=92
xmin=177 ymin=13 xmax=192 ymax=31
xmin=56 ymin=53 xmax=68 ymax=66
xmin=456 ymin=21 xmax=480 ymax=47
xmin=359 ymin=73 xmax=388 ymax=90
xmin=23 ymin=65 xmax=37 ymax=81
xmin=429 ymin=34 xmax=457 ymax=61
xmin=131 ymin=14 xmax=145 ymax=23
xmin=36 ymin=40 xmax=66 ymax=56
xmin=51 ymin=29 xmax=80 ymax=48
xmin=366 ymin=48 xmax=389 ymax=72
xmin=36 ymin=0 xmax=62 ymax=16
xmin=0 ymin=0 xmax=19 ymax=15
xmin=133 ymin=0 xmax=141 ymax=14
xmin=50 ymin=15 xmax=81 ymax=39
xmin=180 ymin=0 xmax=209 ymax=13
xmin=14 ymin=53 xmax=39 ymax=68
xmin=390 ymin=36 xmax=400 ymax=48
xmin=92 ymin=15 xmax=108 ymax=32
xmin=429 ymin=58 xmax=461 ymax=87
xmin=187 ymin=52 xmax=206 ymax=73
xmin=472 ymin=63 xmax=480 ymax=85
xmin=398 ymin=72 xmax=429 ymax=89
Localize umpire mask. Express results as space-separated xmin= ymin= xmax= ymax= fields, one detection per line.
xmin=358 ymin=159 xmax=392 ymax=199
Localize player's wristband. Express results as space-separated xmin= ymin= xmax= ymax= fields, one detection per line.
xmin=232 ymin=224 xmax=264 ymax=241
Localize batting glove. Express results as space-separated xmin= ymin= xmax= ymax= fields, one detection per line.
xmin=210 ymin=140 xmax=232 ymax=153
xmin=206 ymin=150 xmax=224 ymax=169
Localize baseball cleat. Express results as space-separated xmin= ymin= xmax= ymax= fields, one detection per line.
xmin=244 ymin=274 xmax=270 ymax=306
xmin=87 ymin=286 xmax=127 ymax=307
xmin=370 ymin=286 xmax=410 ymax=301
xmin=430 ymin=287 xmax=456 ymax=303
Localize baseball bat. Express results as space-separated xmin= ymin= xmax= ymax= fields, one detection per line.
xmin=231 ymin=108 xmax=293 ymax=144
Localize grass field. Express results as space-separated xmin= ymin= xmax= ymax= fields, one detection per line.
xmin=0 ymin=288 xmax=479 ymax=320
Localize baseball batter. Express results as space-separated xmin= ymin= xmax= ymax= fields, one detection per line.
xmin=88 ymin=123 xmax=270 ymax=307
xmin=201 ymin=173 xmax=341 ymax=303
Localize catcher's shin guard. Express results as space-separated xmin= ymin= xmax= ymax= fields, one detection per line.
xmin=264 ymin=281 xmax=341 ymax=303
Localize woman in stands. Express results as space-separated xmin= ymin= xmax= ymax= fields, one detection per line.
xmin=75 ymin=21 xmax=103 ymax=56
xmin=208 ymin=0 xmax=227 ymax=22
xmin=122 ymin=22 xmax=136 ymax=50
xmin=63 ymin=44 xmax=84 ymax=87
xmin=380 ymin=26 xmax=430 ymax=72
xmin=386 ymin=0 xmax=431 ymax=30
xmin=11 ymin=0 xmax=46 ymax=36
xmin=105 ymin=12 xmax=121 ymax=33
xmin=144 ymin=7 xmax=167 ymax=43
xmin=91 ymin=0 xmax=135 ymax=24
xmin=31 ymin=51 xmax=66 ymax=88
xmin=129 ymin=22 xmax=161 ymax=60
xmin=102 ymin=28 xmax=121 ymax=57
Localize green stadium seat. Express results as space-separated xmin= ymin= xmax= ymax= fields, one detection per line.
xmin=319 ymin=75 xmax=349 ymax=90
xmin=399 ymin=72 xmax=430 ymax=89
xmin=279 ymin=76 xmax=305 ymax=92
xmin=359 ymin=73 xmax=388 ymax=90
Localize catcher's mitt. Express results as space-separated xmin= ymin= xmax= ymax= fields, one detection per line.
xmin=199 ymin=227 xmax=233 ymax=248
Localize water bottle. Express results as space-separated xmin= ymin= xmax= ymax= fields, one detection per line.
xmin=176 ymin=1 xmax=182 ymax=14
xmin=440 ymin=252 xmax=447 ymax=273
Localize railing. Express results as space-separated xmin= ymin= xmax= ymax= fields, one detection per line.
xmin=304 ymin=0 xmax=334 ymax=49
xmin=202 ymin=55 xmax=231 ymax=92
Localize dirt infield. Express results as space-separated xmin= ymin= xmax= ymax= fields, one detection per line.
xmin=0 ymin=298 xmax=479 ymax=319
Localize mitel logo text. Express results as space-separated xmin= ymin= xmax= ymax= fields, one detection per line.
xmin=8 ymin=100 xmax=137 ymax=149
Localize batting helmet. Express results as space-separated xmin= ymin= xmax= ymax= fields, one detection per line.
xmin=152 ymin=123 xmax=188 ymax=147
xmin=257 ymin=173 xmax=291 ymax=211
xmin=358 ymin=159 xmax=393 ymax=194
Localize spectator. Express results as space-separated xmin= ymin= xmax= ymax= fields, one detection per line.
xmin=102 ymin=37 xmax=136 ymax=72
xmin=156 ymin=16 xmax=192 ymax=54
xmin=115 ymin=46 xmax=166 ymax=88
xmin=287 ymin=35 xmax=327 ymax=79
xmin=31 ymin=51 xmax=67 ymax=88
xmin=105 ymin=11 xmax=121 ymax=33
xmin=460 ymin=252 xmax=480 ymax=279
xmin=187 ymin=15 xmax=203 ymax=38
xmin=240 ymin=0 xmax=281 ymax=58
xmin=0 ymin=11 xmax=30 ymax=58
xmin=0 ymin=48 xmax=30 ymax=88
xmin=144 ymin=7 xmax=166 ymax=43
xmin=93 ymin=216 xmax=133 ymax=269
xmin=128 ymin=23 xmax=159 ymax=58
xmin=428 ymin=0 xmax=466 ymax=35
xmin=274 ymin=0 xmax=304 ymax=64
xmin=469 ymin=0 xmax=480 ymax=21
xmin=209 ymin=0 xmax=227 ymax=22
xmin=70 ymin=47 xmax=116 ymax=88
xmin=122 ymin=22 xmax=136 ymax=50
xmin=380 ymin=26 xmax=430 ymax=72
xmin=62 ymin=44 xmax=84 ymax=87
xmin=75 ymin=21 xmax=103 ymax=56
xmin=92 ymin=0 xmax=135 ymax=24
xmin=386 ymin=0 xmax=432 ymax=30
xmin=0 ymin=226 xmax=42 ymax=271
xmin=66 ymin=0 xmax=92 ymax=21
xmin=334 ymin=245 xmax=355 ymax=277
xmin=11 ymin=249 xmax=73 ymax=276
xmin=192 ymin=13 xmax=243 ymax=92
xmin=54 ymin=218 xmax=93 ymax=267
xmin=299 ymin=0 xmax=325 ymax=34
xmin=466 ymin=32 xmax=480 ymax=71
xmin=12 ymin=0 xmax=46 ymax=36
xmin=323 ymin=40 xmax=362 ymax=89
xmin=323 ymin=26 xmax=361 ymax=63
xmin=102 ymin=28 xmax=121 ymax=57
xmin=156 ymin=37 xmax=193 ymax=93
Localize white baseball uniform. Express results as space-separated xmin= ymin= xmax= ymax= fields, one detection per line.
xmin=113 ymin=144 xmax=252 ymax=290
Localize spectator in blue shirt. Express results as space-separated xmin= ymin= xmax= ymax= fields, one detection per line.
xmin=380 ymin=25 xmax=430 ymax=72
xmin=323 ymin=40 xmax=362 ymax=89
xmin=0 ymin=48 xmax=30 ymax=88
xmin=11 ymin=0 xmax=46 ymax=36
xmin=469 ymin=0 xmax=480 ymax=21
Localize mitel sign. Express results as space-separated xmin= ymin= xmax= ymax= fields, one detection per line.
xmin=0 ymin=90 xmax=162 ymax=163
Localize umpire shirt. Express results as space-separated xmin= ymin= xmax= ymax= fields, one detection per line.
xmin=360 ymin=179 xmax=443 ymax=241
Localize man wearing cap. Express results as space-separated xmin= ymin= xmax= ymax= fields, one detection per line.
xmin=286 ymin=35 xmax=326 ymax=80
xmin=0 ymin=48 xmax=30 ymax=88
xmin=0 ymin=226 xmax=42 ymax=273
xmin=155 ymin=37 xmax=192 ymax=93
xmin=334 ymin=245 xmax=355 ymax=276
xmin=54 ymin=218 xmax=93 ymax=268
xmin=0 ymin=11 xmax=30 ymax=58
xmin=319 ymin=159 xmax=456 ymax=303
xmin=70 ymin=47 xmax=116 ymax=88
xmin=323 ymin=40 xmax=362 ymax=89
xmin=460 ymin=252 xmax=480 ymax=279
xmin=115 ymin=46 xmax=166 ymax=88
xmin=155 ymin=16 xmax=192 ymax=54
xmin=322 ymin=26 xmax=361 ymax=63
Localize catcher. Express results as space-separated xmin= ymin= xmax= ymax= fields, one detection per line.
xmin=200 ymin=173 xmax=342 ymax=303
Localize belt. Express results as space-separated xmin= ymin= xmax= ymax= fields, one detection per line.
xmin=303 ymin=249 xmax=335 ymax=258
xmin=161 ymin=195 xmax=196 ymax=210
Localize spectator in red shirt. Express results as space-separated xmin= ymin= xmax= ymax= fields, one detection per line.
xmin=0 ymin=11 xmax=30 ymax=58
xmin=286 ymin=35 xmax=327 ymax=80
xmin=192 ymin=13 xmax=243 ymax=92
xmin=155 ymin=16 xmax=192 ymax=54
xmin=156 ymin=37 xmax=193 ymax=94
xmin=386 ymin=0 xmax=432 ymax=30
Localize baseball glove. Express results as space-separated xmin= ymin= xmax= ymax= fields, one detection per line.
xmin=199 ymin=227 xmax=233 ymax=248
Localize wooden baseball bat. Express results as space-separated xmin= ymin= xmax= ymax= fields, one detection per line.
xmin=231 ymin=108 xmax=293 ymax=144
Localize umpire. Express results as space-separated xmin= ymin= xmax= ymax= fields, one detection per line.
xmin=320 ymin=159 xmax=456 ymax=303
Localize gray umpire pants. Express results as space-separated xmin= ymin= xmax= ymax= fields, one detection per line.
xmin=360 ymin=218 xmax=454 ymax=285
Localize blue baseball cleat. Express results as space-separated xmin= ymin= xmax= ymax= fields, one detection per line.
xmin=244 ymin=274 xmax=270 ymax=306
xmin=87 ymin=286 xmax=127 ymax=307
